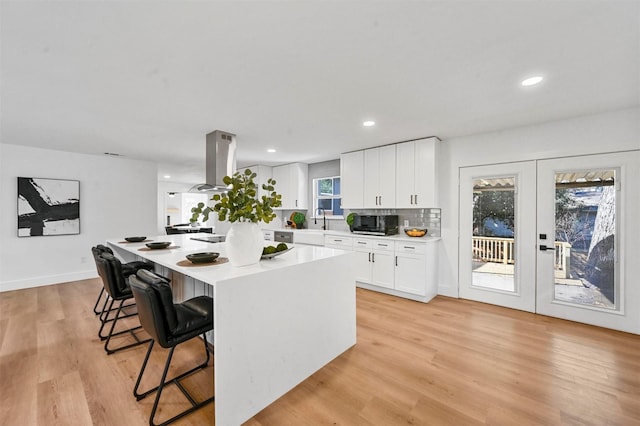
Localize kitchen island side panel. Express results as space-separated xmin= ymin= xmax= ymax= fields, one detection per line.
xmin=214 ymin=252 xmax=357 ymax=426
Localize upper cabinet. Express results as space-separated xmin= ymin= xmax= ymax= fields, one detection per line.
xmin=340 ymin=137 xmax=439 ymax=209
xmin=395 ymin=137 xmax=439 ymax=208
xmin=340 ymin=150 xmax=364 ymax=209
xmin=244 ymin=164 xmax=273 ymax=199
xmin=363 ymin=145 xmax=396 ymax=208
xmin=272 ymin=162 xmax=308 ymax=210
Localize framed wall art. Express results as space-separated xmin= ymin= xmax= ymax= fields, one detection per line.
xmin=17 ymin=177 xmax=80 ymax=237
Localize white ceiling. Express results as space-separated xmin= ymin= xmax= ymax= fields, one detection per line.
xmin=1 ymin=1 xmax=638 ymax=184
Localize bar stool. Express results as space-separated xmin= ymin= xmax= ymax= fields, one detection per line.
xmin=91 ymin=245 xmax=153 ymax=315
xmin=129 ymin=269 xmax=214 ymax=426
xmin=94 ymin=252 xmax=151 ymax=354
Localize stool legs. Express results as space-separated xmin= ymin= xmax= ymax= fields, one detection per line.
xmin=102 ymin=299 xmax=151 ymax=355
xmin=134 ymin=335 xmax=214 ymax=426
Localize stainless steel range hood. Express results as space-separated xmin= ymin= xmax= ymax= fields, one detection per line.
xmin=190 ymin=130 xmax=237 ymax=192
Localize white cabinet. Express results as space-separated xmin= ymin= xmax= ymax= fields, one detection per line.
xmin=363 ymin=145 xmax=396 ymax=208
xmin=272 ymin=163 xmax=308 ymax=210
xmin=394 ymin=241 xmax=428 ymax=296
xmin=353 ymin=238 xmax=395 ymax=290
xmin=395 ymin=137 xmax=439 ymax=208
xmin=245 ymin=164 xmax=273 ymax=199
xmin=324 ymin=235 xmax=353 ymax=250
xmin=324 ymin=233 xmax=438 ymax=302
xmin=262 ymin=230 xmax=274 ymax=241
xmin=370 ymin=240 xmax=394 ymax=289
xmin=353 ymin=238 xmax=373 ymax=283
xmin=340 ymin=150 xmax=364 ymax=209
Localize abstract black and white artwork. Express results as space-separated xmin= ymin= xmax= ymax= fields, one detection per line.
xmin=17 ymin=177 xmax=80 ymax=237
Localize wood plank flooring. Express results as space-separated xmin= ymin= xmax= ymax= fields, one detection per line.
xmin=1 ymin=278 xmax=639 ymax=425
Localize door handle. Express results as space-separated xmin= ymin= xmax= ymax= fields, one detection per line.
xmin=539 ymin=245 xmax=555 ymax=251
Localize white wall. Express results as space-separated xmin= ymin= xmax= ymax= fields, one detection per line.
xmin=437 ymin=107 xmax=640 ymax=297
xmin=0 ymin=144 xmax=158 ymax=291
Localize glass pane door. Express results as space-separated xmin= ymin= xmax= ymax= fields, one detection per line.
xmin=536 ymin=151 xmax=640 ymax=333
xmin=459 ymin=162 xmax=536 ymax=313
xmin=472 ymin=176 xmax=516 ymax=292
xmin=553 ymin=171 xmax=616 ymax=309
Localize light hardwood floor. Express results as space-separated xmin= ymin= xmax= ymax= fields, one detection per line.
xmin=1 ymin=278 xmax=639 ymax=425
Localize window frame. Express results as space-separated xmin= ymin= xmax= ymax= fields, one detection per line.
xmin=312 ymin=175 xmax=343 ymax=219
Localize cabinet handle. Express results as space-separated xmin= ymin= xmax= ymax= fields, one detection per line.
xmin=415 ymin=194 xmax=418 ymax=204
xmin=410 ymin=194 xmax=414 ymax=204
xmin=357 ymin=241 xmax=366 ymax=245
xmin=395 ymin=256 xmax=398 ymax=266
xmin=371 ymin=253 xmax=375 ymax=263
xmin=379 ymin=195 xmax=382 ymax=205
xmin=368 ymin=252 xmax=371 ymax=262
xmin=404 ymin=246 xmax=415 ymax=249
xmin=295 ymin=199 xmax=298 ymax=207
xmin=334 ymin=239 xmax=342 ymax=242
xmin=379 ymin=243 xmax=388 ymax=247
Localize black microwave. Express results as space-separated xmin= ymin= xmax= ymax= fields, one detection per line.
xmin=351 ymin=215 xmax=399 ymax=236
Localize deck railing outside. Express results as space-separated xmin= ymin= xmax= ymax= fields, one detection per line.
xmin=472 ymin=236 xmax=571 ymax=277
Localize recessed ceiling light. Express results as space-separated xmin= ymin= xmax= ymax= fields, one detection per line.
xmin=267 ymin=148 xmax=276 ymax=153
xmin=521 ymin=76 xmax=543 ymax=86
xmin=163 ymin=175 xmax=171 ymax=179
xmin=363 ymin=120 xmax=375 ymax=127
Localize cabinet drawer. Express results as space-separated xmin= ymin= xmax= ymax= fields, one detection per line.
xmin=324 ymin=235 xmax=353 ymax=249
xmin=353 ymin=239 xmax=372 ymax=249
xmin=394 ymin=241 xmax=427 ymax=255
xmin=372 ymin=240 xmax=394 ymax=252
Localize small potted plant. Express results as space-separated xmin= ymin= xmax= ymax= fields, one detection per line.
xmin=190 ymin=169 xmax=282 ymax=266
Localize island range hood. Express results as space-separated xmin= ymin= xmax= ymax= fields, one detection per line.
xmin=190 ymin=130 xmax=237 ymax=192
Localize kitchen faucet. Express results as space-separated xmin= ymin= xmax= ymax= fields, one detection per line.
xmin=314 ymin=208 xmax=327 ymax=230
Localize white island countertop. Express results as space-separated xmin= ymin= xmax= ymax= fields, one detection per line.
xmin=108 ymin=233 xmax=348 ymax=284
xmin=107 ymin=232 xmax=357 ymax=426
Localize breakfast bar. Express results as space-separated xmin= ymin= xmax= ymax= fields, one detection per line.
xmin=108 ymin=233 xmax=357 ymax=426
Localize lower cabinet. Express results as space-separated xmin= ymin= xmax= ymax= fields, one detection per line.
xmin=342 ymin=234 xmax=438 ymax=302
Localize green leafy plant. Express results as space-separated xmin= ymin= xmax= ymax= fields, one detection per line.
xmin=190 ymin=169 xmax=282 ymax=223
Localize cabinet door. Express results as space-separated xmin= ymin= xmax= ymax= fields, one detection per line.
xmin=395 ymin=142 xmax=416 ymax=208
xmin=377 ymin=145 xmax=396 ymax=208
xmin=272 ymin=165 xmax=291 ymax=208
xmin=413 ymin=138 xmax=438 ymax=207
xmin=340 ymin=151 xmax=364 ymax=208
xmin=395 ymin=253 xmax=427 ymax=295
xmin=363 ymin=148 xmax=380 ymax=208
xmin=289 ymin=163 xmax=308 ymax=209
xmin=353 ymin=248 xmax=372 ymax=283
xmin=371 ymin=250 xmax=394 ymax=289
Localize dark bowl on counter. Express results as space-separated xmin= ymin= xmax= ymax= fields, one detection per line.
xmin=125 ymin=236 xmax=147 ymax=242
xmin=186 ymin=252 xmax=220 ymax=264
xmin=146 ymin=241 xmax=171 ymax=249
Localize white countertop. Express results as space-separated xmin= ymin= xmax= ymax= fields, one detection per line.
xmin=108 ymin=232 xmax=351 ymax=284
xmin=324 ymin=230 xmax=441 ymax=243
xmin=262 ymin=227 xmax=441 ymax=243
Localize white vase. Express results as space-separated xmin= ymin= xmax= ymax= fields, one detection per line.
xmin=225 ymin=221 xmax=264 ymax=267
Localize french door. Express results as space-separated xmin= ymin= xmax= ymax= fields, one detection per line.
xmin=459 ymin=151 xmax=640 ymax=333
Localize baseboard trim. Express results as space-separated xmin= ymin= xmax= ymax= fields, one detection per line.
xmin=0 ymin=270 xmax=98 ymax=292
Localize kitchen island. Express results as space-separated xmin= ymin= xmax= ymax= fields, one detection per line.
xmin=108 ymin=233 xmax=357 ymax=426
